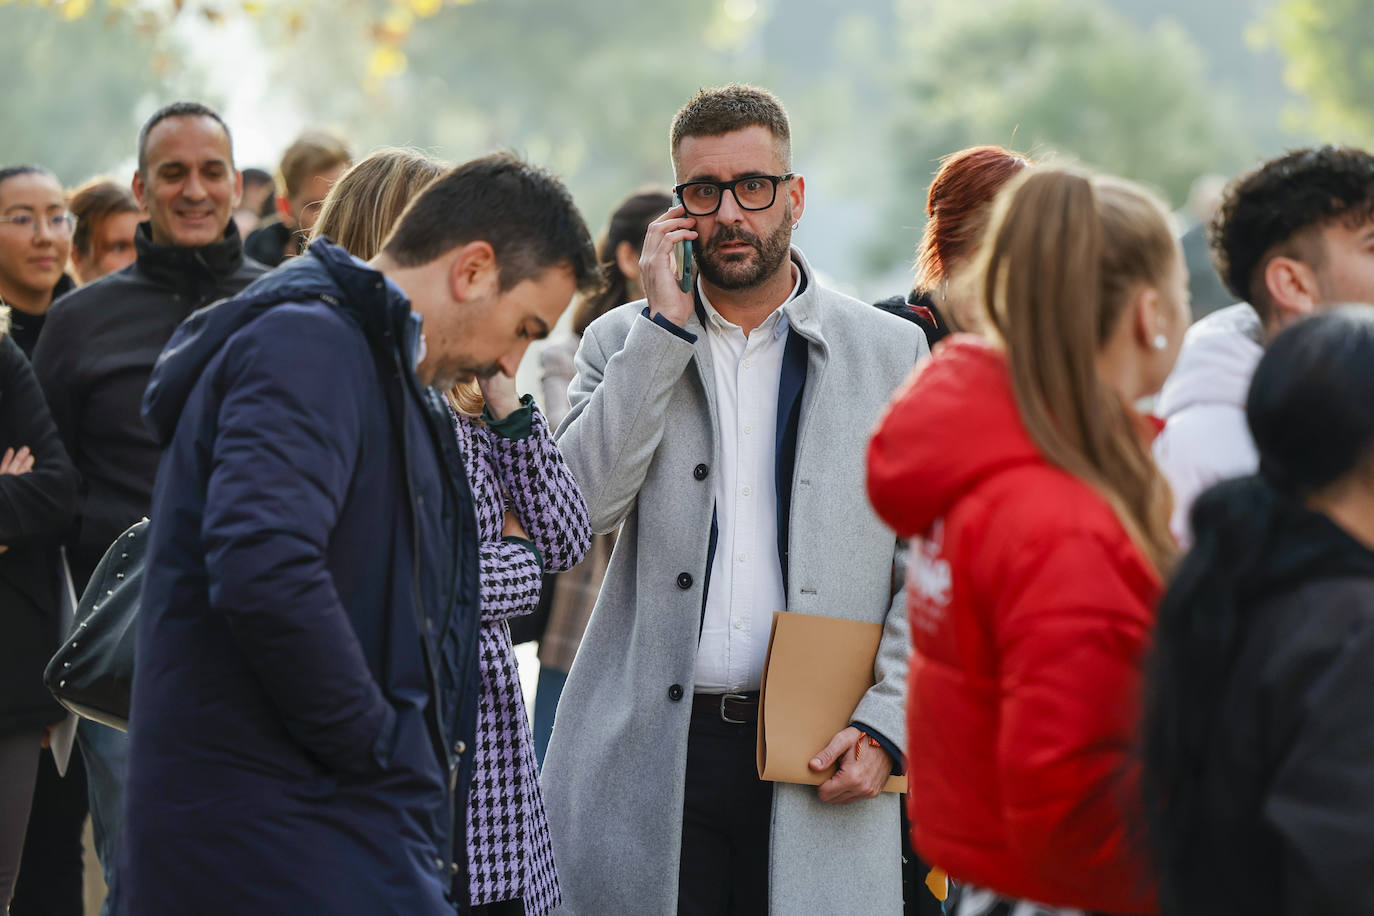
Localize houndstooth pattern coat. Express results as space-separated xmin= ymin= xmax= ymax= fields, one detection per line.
xmin=451 ymin=399 xmax=590 ymax=915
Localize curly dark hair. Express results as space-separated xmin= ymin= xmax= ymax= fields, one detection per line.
xmin=1209 ymin=146 xmax=1374 ymax=320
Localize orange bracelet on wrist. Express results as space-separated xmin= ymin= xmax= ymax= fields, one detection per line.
xmin=853 ymin=730 xmax=881 ymax=762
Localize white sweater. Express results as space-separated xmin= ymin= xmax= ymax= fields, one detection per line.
xmin=1153 ymin=303 xmax=1265 ymax=545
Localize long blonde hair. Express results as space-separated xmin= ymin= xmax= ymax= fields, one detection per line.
xmin=978 ymin=167 xmax=1177 ymax=574
xmin=305 ymin=148 xmax=486 ymax=415
xmin=309 ymin=147 xmax=444 ymax=261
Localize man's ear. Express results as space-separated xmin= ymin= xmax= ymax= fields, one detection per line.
xmin=132 ymin=170 xmax=147 ymax=210
xmin=448 ymin=240 xmax=499 ymax=304
xmin=788 ymin=173 xmax=806 ymax=225
xmin=1263 ymin=255 xmax=1321 ymax=330
xmin=275 ymin=195 xmax=292 ymax=224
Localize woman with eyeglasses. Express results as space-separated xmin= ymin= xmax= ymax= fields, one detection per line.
xmin=0 ymin=166 xmax=77 ymax=358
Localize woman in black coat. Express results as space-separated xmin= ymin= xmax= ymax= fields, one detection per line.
xmin=0 ymin=315 xmax=78 ymax=908
xmin=1143 ymin=305 xmax=1374 ymax=915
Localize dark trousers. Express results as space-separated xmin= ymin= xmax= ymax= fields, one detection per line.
xmin=10 ymin=745 xmax=87 ymax=916
xmin=677 ymin=705 xmax=773 ymax=916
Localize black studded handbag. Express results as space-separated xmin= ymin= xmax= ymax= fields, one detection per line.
xmin=43 ymin=519 xmax=147 ymax=732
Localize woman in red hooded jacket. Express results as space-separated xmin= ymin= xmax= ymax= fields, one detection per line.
xmin=867 ymin=168 xmax=1190 ymax=916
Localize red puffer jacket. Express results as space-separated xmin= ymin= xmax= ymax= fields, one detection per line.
xmin=867 ymin=337 xmax=1160 ymax=915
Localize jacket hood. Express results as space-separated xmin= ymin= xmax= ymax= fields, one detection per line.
xmin=870 ymin=335 xmax=1046 ymax=536
xmin=142 ymin=240 xmax=413 ymax=446
xmin=1157 ymin=303 xmax=1265 ymax=419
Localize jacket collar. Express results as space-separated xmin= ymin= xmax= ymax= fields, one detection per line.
xmin=779 ymin=247 xmax=823 ymax=342
xmin=133 ymin=219 xmax=248 ymax=291
xmin=142 ymin=240 xmax=413 ymax=446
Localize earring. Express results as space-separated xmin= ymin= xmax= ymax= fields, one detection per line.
xmin=1152 ymin=333 xmax=1168 ymax=351
xmin=792 ymin=222 xmax=800 ymax=230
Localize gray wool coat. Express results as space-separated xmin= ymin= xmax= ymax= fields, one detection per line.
xmin=541 ymin=249 xmax=928 ymax=915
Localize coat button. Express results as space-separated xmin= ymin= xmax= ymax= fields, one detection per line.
xmin=676 ymin=572 xmax=693 ymax=590
xmin=668 ymin=684 xmax=684 ymax=701
xmin=693 ymin=463 xmax=709 ymax=480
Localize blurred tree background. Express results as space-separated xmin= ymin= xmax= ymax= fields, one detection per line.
xmin=2 ymin=0 xmax=1364 ymax=298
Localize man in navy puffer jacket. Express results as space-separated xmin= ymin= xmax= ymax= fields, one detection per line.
xmin=118 ymin=154 xmax=599 ymax=915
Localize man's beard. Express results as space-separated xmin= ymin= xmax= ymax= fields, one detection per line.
xmin=694 ymin=206 xmax=793 ymax=291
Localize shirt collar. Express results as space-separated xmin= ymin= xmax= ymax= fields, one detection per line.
xmin=697 ymin=261 xmax=801 ymax=342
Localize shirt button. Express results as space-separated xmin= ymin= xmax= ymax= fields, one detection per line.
xmin=733 ymin=619 xmax=745 ymax=630
xmin=450 ymin=863 xmax=460 ymax=875
xmin=453 ymin=740 xmax=466 ymax=755
xmin=744 ymin=425 xmax=753 ymax=435
xmin=737 ymin=552 xmax=747 ymax=563
xmin=677 ymin=572 xmax=693 ymax=590
xmin=744 ymin=358 xmax=752 ymax=368
xmin=668 ymin=684 xmax=684 ymax=701
xmin=694 ymin=463 xmax=709 ymax=481
xmin=741 ymin=486 xmax=751 ymax=496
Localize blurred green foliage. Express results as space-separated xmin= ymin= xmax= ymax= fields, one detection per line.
xmin=0 ymin=1 xmax=192 ymax=182
xmin=868 ymin=0 xmax=1256 ymax=271
xmin=1261 ymin=0 xmax=1374 ymax=145
xmin=3 ymin=0 xmax=1348 ymax=292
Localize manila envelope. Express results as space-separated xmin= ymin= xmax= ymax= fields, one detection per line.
xmin=756 ymin=611 xmax=907 ymax=793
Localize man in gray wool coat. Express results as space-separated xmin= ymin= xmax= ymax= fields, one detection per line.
xmin=542 ymin=84 xmax=928 ymax=915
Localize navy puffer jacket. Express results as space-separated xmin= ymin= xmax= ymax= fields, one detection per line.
xmin=117 ymin=241 xmax=480 ymax=914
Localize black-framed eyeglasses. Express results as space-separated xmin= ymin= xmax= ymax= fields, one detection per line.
xmin=0 ymin=211 xmax=76 ymax=237
xmin=673 ymin=174 xmax=795 ymax=216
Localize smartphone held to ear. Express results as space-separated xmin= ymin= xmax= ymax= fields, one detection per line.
xmin=672 ymin=192 xmax=694 ymax=294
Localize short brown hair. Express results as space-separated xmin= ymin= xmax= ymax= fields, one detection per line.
xmin=382 ymin=152 xmax=601 ymax=297
xmin=670 ymin=85 xmax=791 ymax=172
xmin=309 ymin=148 xmax=445 ymax=261
xmin=278 ymin=130 xmax=352 ymax=200
xmin=68 ymin=178 xmax=141 ymax=260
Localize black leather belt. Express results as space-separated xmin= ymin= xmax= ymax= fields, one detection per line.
xmin=692 ymin=691 xmax=760 ymax=725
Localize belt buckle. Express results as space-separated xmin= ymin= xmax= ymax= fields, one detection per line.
xmin=719 ymin=692 xmax=751 ymax=724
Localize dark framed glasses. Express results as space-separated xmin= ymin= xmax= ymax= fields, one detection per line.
xmin=673 ymin=174 xmax=795 ymax=216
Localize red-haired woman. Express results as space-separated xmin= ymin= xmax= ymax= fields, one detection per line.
xmin=875 ymin=146 xmax=1030 ymax=346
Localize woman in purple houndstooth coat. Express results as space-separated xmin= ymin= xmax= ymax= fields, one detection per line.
xmin=448 ymin=375 xmax=590 ymax=916
xmin=307 ymin=148 xmax=591 ymax=914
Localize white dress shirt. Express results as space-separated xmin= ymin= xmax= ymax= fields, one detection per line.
xmin=693 ymin=268 xmax=801 ymax=692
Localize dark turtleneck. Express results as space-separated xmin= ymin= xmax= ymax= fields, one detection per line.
xmin=7 ymin=273 xmax=76 ymax=359
xmin=30 ymin=219 xmax=266 ymax=587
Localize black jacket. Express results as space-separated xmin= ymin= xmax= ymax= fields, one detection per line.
xmin=0 ymin=333 xmax=78 ymax=734
xmin=31 ymin=221 xmax=265 ymax=588
xmin=119 ymin=241 xmax=481 ymax=914
xmin=873 ymin=289 xmax=949 ymax=348
xmin=244 ymin=218 xmax=301 ymax=268
xmin=1176 ymin=509 xmax=1374 ymax=914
